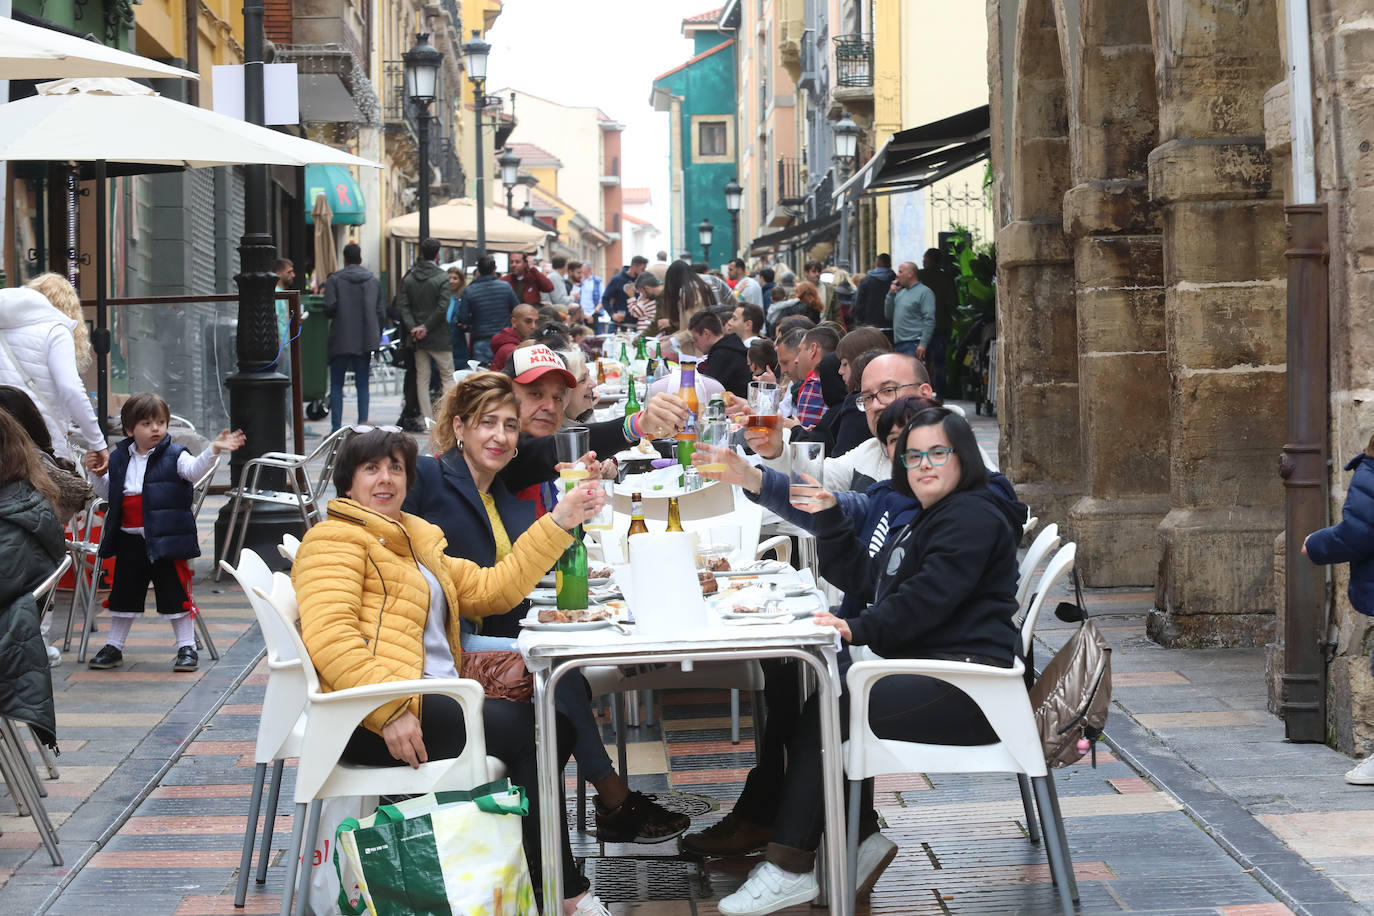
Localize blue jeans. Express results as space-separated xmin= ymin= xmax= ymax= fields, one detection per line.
xmin=471 ymin=337 xmax=494 ymax=365
xmin=329 ymin=353 xmax=371 ymax=432
xmin=894 ymin=339 xmax=920 ymax=357
xmin=925 ymin=327 xmax=949 ymax=397
xmin=451 ymin=323 xmax=470 ymax=368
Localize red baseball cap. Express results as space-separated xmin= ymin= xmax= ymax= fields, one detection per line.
xmin=505 ymin=343 xmax=578 ymax=388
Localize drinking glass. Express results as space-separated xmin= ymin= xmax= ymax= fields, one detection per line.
xmin=696 ymin=418 xmax=732 ymax=473
xmin=555 ymin=426 xmax=591 ymax=490
xmin=789 ymin=441 xmax=825 ymax=508
xmin=584 ymin=480 xmax=615 ymax=531
xmin=698 ymin=525 xmax=742 ymax=569
xmin=747 ymin=381 xmax=781 ymax=434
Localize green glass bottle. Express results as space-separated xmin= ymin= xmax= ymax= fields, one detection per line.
xmin=624 ymin=376 xmax=640 ymax=417
xmin=618 ymin=340 xmax=631 ymax=368
xmin=635 ymin=336 xmax=649 ymax=361
xmin=556 ymin=526 xmax=589 ymax=612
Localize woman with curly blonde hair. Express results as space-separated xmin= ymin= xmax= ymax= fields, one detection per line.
xmin=0 ymin=273 xmax=108 ymax=473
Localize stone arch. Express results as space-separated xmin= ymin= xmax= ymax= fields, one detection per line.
xmin=997 ymin=0 xmax=1081 ymax=526
xmin=1147 ymin=0 xmax=1287 ymax=646
xmin=1063 ymin=0 xmax=1169 ymax=586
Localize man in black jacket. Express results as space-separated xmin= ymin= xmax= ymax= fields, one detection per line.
xmin=688 ymin=309 xmax=751 ymax=398
xmin=323 ymin=243 xmax=384 ymax=431
xmin=852 ymin=253 xmax=896 ymax=328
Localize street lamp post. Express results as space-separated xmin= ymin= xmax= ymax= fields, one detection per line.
xmin=461 ymin=31 xmax=491 ymax=257
xmin=518 ymin=202 xmax=536 ymax=225
xmin=833 ymin=115 xmax=861 ymax=272
xmin=404 ymin=34 xmax=442 ymax=245
xmin=723 ymin=178 xmax=742 ymax=259
xmin=498 ymin=147 xmax=521 ymax=215
xmin=697 ymin=218 xmax=714 ymax=267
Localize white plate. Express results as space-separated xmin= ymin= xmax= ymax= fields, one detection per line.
xmin=532 ymin=585 xmax=619 ymax=606
xmin=710 ymin=585 xmax=819 ymax=619
xmin=713 ymin=560 xmax=792 ymax=577
xmin=519 ymin=603 xmax=625 ymax=631
xmin=614 ymin=447 xmax=662 ymax=463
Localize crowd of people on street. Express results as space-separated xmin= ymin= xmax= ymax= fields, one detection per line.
xmin=3 ymin=233 xmax=1372 ymax=916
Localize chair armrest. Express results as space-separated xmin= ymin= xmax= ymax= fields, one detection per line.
xmin=756 ymin=535 xmax=792 ymax=565
xmin=256 ymin=450 xmax=308 ymax=463
xmin=308 ymin=676 xmax=484 ymax=710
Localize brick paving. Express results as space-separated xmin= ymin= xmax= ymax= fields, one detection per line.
xmin=0 ymin=396 xmax=1367 ymax=914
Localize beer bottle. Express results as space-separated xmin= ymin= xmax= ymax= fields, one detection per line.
xmin=624 ymin=376 xmax=640 ymax=417
xmin=618 ymin=340 xmax=631 ymax=369
xmin=666 ymin=496 xmax=684 ymax=532
xmin=596 ymin=360 xmax=606 ymax=386
xmin=627 ymin=492 xmax=649 ymax=538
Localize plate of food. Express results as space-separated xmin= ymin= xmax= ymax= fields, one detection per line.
xmin=710 ymin=584 xmax=818 ymax=619
xmin=520 ymin=601 xmax=626 ymax=631
xmin=712 ymin=559 xmax=792 ymax=577
xmin=614 ymin=439 xmax=662 ymax=464
xmin=537 ymin=570 xmax=614 ymax=591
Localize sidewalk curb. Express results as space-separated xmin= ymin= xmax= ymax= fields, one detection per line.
xmin=33 ymin=625 xmax=267 ymax=915
xmin=1099 ymin=695 xmax=1366 ymax=916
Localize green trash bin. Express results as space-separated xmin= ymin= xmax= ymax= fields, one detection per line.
xmin=299 ymin=294 xmax=330 ymax=420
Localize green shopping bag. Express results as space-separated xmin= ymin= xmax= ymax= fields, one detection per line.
xmin=334 ymin=778 xmax=538 ymax=916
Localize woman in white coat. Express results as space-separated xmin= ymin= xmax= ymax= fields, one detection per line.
xmin=0 ymin=274 xmax=108 ymax=475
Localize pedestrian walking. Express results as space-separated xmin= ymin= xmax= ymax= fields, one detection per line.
xmin=395 ymin=238 xmax=455 ymax=424
xmin=0 ymin=273 xmax=109 ymax=474
xmin=87 ymin=393 xmax=244 ymax=673
xmin=323 ymin=243 xmax=385 ymax=431
xmin=1304 ymin=432 xmax=1374 ymax=785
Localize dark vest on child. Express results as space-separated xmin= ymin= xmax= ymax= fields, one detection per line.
xmin=98 ymin=437 xmax=200 ymax=562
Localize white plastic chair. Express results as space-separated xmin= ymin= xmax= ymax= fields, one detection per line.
xmin=215 ymin=426 xmax=350 ymax=580
xmin=1020 ymin=542 xmax=1077 ymax=659
xmin=254 ymin=573 xmax=505 ymax=916
xmin=1016 ymin=523 xmax=1061 ymax=613
xmin=278 ymin=533 xmax=301 ymax=563
xmin=844 ymin=658 xmax=1077 ymax=915
xmin=220 ymin=551 xmax=307 ymax=907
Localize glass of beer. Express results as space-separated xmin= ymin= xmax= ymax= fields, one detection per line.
xmin=697 ymin=418 xmax=731 ymax=473
xmin=555 ymin=426 xmax=591 ymax=490
xmin=747 ymin=381 xmax=781 ymax=433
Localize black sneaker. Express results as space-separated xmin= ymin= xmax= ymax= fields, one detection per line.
xmin=173 ymin=646 xmax=199 ymax=672
xmin=593 ymin=791 xmax=690 ymax=844
xmin=87 ymin=644 xmax=123 ymax=669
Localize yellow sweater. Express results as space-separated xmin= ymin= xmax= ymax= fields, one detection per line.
xmin=292 ymin=497 xmax=571 ymax=733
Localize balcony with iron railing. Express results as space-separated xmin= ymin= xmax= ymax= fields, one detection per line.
xmin=778 ymin=156 xmax=805 ymax=207
xmin=381 ymin=59 xmax=419 ymax=138
xmin=833 ymin=33 xmax=873 ymax=101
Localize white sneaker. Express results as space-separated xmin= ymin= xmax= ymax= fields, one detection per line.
xmin=717 ymin=861 xmax=818 ymax=916
xmin=570 ymin=893 xmax=612 ymax=916
xmin=1345 ymin=752 xmax=1374 ymax=785
xmin=855 ymin=831 xmax=898 ymax=898
xmin=46 ymin=644 xmax=61 ymax=668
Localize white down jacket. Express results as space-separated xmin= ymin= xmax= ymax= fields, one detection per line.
xmin=0 ymin=288 xmax=104 ymax=459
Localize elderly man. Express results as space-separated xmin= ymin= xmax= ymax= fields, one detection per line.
xmin=489 ymin=305 xmax=540 ymax=372
xmin=498 ymin=344 xmax=693 ymax=513
xmin=884 ymin=260 xmax=936 ymax=359
xmin=745 ymin=352 xmax=936 ymax=492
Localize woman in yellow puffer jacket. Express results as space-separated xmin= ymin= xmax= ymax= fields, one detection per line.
xmin=292 ymin=427 xmax=613 ymax=916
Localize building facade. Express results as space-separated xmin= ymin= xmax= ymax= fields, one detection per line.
xmin=989 ymin=0 xmax=1374 ymax=752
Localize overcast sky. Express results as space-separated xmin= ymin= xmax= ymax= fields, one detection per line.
xmin=485 ymin=0 xmax=713 ymax=239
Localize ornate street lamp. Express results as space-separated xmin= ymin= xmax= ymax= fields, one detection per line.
xmin=404 ymin=33 xmax=443 ymax=244
xmin=518 ymin=202 xmax=536 ymax=225
xmin=498 ymin=147 xmax=521 ymax=215
xmin=698 ymin=217 xmax=714 ymax=267
xmin=461 ymin=30 xmax=492 ymax=255
xmin=833 ymin=115 xmax=861 ymax=271
xmin=723 ymin=177 xmax=742 ymax=258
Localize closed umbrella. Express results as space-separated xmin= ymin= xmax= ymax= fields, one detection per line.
xmin=0 ymin=17 xmax=199 ymax=80
xmin=312 ymin=193 xmax=337 ymax=289
xmin=0 ymin=76 xmax=381 ymax=426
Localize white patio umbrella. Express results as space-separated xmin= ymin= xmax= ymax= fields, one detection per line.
xmin=0 ymin=17 xmax=199 ymax=80
xmin=0 ymin=77 xmax=381 ymax=424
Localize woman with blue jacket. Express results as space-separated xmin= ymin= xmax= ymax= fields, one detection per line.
xmin=1304 ymin=434 xmax=1374 ymax=786
xmin=403 ymin=371 xmax=689 ymax=843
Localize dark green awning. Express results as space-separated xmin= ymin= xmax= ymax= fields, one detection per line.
xmin=304 ymin=163 xmax=366 ymax=226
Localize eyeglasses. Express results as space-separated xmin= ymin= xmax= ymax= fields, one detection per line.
xmin=856 ymin=383 xmax=921 ymax=410
xmin=349 ymin=425 xmax=403 ymax=434
xmin=900 ymin=446 xmax=954 ymax=469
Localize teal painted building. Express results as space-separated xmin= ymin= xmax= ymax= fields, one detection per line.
xmin=650 ymin=15 xmax=737 ymax=266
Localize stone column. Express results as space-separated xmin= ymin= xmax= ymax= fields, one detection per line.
xmin=1148 ymin=0 xmax=1286 ymax=647
xmin=995 ymin=0 xmax=1083 ymax=525
xmin=1064 ymin=0 xmax=1170 ymax=586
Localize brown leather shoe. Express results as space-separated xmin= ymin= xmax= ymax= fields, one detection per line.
xmin=680 ymin=811 xmax=772 ymax=858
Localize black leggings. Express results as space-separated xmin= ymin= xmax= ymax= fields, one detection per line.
xmin=342 ymin=695 xmax=590 ymax=899
xmin=767 ymin=673 xmax=1000 ymax=872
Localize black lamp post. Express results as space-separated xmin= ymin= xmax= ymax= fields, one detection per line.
xmin=723 ymin=177 xmax=742 ymax=258
xmin=518 ymin=202 xmax=536 ymax=225
xmin=498 ymin=147 xmax=521 ymax=215
xmin=461 ymin=30 xmax=491 ymax=256
xmin=833 ymin=115 xmax=861 ymax=271
xmin=404 ymin=33 xmax=443 ymax=245
xmin=697 ymin=218 xmax=714 ymax=267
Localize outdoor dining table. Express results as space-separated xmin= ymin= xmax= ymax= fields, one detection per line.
xmin=516 ymin=575 xmax=852 ymax=914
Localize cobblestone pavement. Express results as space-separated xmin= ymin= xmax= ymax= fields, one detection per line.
xmin=0 ymin=393 xmax=1367 ymax=914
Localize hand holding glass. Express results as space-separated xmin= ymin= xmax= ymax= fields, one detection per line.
xmin=789 ymin=441 xmax=825 ymax=508
xmin=746 ymin=381 xmax=781 ymax=433
xmin=696 ymin=419 xmax=731 ymax=473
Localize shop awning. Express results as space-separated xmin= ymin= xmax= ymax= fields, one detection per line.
xmin=834 ymin=104 xmax=990 ymax=203
xmin=305 ymin=163 xmax=366 ymax=226
xmin=749 ymin=212 xmax=840 ymax=254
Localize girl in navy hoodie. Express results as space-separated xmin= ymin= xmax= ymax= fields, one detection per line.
xmin=1304 ymin=434 xmax=1374 ymax=785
